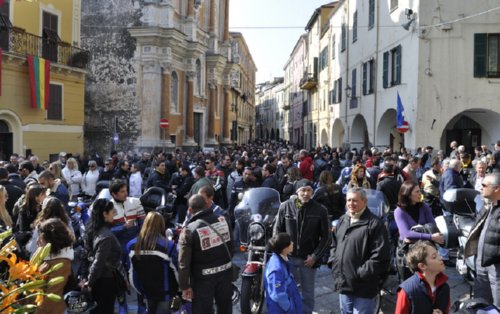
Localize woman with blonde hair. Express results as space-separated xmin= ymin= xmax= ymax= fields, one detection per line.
xmin=347 ymin=164 xmax=372 ymax=190
xmin=0 ymin=186 xmax=13 ymax=229
xmin=49 ymin=162 xmax=68 ymax=188
xmin=62 ymin=157 xmax=83 ymax=200
xmin=127 ymin=211 xmax=178 ymax=314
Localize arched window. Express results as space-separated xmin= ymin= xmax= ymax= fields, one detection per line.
xmin=170 ymin=71 xmax=179 ymax=113
xmin=196 ymin=59 xmax=202 ymax=96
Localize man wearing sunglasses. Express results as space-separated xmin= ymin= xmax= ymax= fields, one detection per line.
xmin=465 ymin=172 xmax=500 ymax=307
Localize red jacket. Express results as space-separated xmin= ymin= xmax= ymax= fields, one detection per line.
xmin=299 ymin=156 xmax=314 ymax=181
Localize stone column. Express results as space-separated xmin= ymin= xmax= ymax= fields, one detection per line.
xmin=188 ymin=0 xmax=194 ymax=17
xmin=206 ymin=82 xmax=216 ymax=145
xmin=161 ymin=66 xmax=172 ymax=143
xmin=185 ymin=72 xmax=195 ymax=144
xmin=224 ymin=0 xmax=229 ymax=41
xmin=223 ymin=88 xmax=231 ymax=142
xmin=209 ymin=0 xmax=216 ymax=33
xmin=139 ymin=60 xmax=162 ymax=148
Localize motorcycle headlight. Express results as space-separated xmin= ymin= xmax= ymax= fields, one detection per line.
xmin=249 ymin=224 xmax=265 ymax=241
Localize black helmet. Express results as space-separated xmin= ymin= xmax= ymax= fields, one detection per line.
xmin=64 ymin=291 xmax=97 ymax=314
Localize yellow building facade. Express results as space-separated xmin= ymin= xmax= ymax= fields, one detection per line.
xmin=0 ymin=0 xmax=87 ymax=161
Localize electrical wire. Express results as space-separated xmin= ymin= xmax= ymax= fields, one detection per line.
xmin=230 ymin=5 xmax=500 ymax=30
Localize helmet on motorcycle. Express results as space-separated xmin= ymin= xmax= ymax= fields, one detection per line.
xmin=64 ymin=290 xmax=97 ymax=314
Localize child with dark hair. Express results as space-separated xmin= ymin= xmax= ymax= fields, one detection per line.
xmin=264 ymin=232 xmax=302 ymax=314
xmin=395 ymin=241 xmax=450 ymax=314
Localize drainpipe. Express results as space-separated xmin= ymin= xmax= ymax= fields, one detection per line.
xmin=345 ymin=0 xmax=350 ymax=147
xmin=373 ymin=0 xmax=380 ymax=148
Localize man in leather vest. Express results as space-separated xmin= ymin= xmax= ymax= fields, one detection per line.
xmin=465 ymin=172 xmax=500 ymax=307
xmin=179 ymin=194 xmax=233 ymax=313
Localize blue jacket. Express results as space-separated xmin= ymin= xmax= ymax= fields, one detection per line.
xmin=127 ymin=236 xmax=179 ymax=301
xmin=264 ymin=253 xmax=302 ymax=314
xmin=439 ymin=168 xmax=464 ymax=197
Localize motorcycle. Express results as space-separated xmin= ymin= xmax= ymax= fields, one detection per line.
xmin=234 ymin=187 xmax=281 ymax=314
xmin=440 ymin=188 xmax=482 ymax=290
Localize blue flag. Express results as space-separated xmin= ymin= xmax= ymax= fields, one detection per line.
xmin=396 ymin=92 xmax=405 ymax=128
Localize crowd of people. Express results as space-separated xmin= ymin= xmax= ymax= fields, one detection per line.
xmin=0 ymin=139 xmax=498 ymax=313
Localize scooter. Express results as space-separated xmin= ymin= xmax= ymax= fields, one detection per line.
xmin=440 ymin=188 xmax=482 ymax=291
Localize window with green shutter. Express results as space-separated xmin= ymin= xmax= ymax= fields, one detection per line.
xmin=474 ymin=33 xmax=500 ymax=78
xmin=383 ymin=51 xmax=389 ymax=88
xmin=353 ymin=11 xmax=358 ymax=43
xmin=368 ymin=0 xmax=375 ymax=29
xmin=474 ymin=33 xmax=487 ymax=77
xmin=341 ymin=24 xmax=346 ymax=52
xmin=352 ymin=68 xmax=357 ymax=98
xmin=363 ymin=62 xmax=368 ymax=95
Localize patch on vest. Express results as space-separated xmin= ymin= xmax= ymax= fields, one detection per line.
xmin=196 ymin=220 xmax=230 ymax=251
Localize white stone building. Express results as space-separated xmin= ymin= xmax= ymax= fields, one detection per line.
xmin=325 ymin=0 xmax=500 ymax=153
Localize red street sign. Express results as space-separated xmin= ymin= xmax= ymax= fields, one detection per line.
xmin=397 ymin=121 xmax=409 ymax=133
xmin=160 ymin=118 xmax=169 ymax=129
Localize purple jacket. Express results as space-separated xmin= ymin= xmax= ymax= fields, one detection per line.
xmin=394 ymin=202 xmax=435 ymax=241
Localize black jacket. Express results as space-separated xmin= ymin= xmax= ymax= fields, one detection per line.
xmin=465 ymin=202 xmax=500 ymax=267
xmin=312 ymin=185 xmax=345 ymax=220
xmin=331 ymin=208 xmax=390 ymax=298
xmin=146 ymin=170 xmax=171 ymax=193
xmin=376 ymin=175 xmax=402 ymax=210
xmin=178 ymin=209 xmax=232 ymax=289
xmin=273 ymin=196 xmax=331 ymax=264
xmin=261 ymin=175 xmax=279 ymax=191
xmin=83 ymin=226 xmax=122 ymax=287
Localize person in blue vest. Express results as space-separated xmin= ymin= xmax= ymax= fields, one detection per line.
xmin=395 ymin=240 xmax=450 ymax=314
xmin=264 ymin=232 xmax=302 ymax=314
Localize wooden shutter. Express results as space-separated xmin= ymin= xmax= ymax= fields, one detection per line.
xmin=47 ymin=84 xmax=62 ymax=120
xmin=395 ymin=45 xmax=402 ymax=85
xmin=338 ymin=77 xmax=342 ymax=102
xmin=383 ymin=51 xmax=389 ymax=88
xmin=362 ymin=62 xmax=367 ymax=95
xmin=352 ymin=68 xmax=357 ymax=97
xmin=474 ymin=33 xmax=487 ymax=77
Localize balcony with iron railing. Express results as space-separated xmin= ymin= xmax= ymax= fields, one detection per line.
xmin=0 ymin=26 xmax=90 ymax=69
xmin=300 ymin=72 xmax=317 ymax=90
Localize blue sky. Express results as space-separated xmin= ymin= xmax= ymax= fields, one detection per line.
xmin=229 ymin=0 xmax=329 ymax=84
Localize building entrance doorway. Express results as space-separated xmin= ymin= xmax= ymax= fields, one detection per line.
xmin=0 ymin=120 xmax=13 ymax=160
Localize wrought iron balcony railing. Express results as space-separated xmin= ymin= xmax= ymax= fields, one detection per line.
xmin=0 ymin=26 xmax=90 ymax=69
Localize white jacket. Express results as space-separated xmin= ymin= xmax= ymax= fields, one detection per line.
xmin=82 ymin=169 xmax=100 ymax=196
xmin=62 ymin=167 xmax=83 ymax=197
xmin=129 ymin=172 xmax=143 ymax=197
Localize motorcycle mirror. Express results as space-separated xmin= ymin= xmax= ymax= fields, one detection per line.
xmin=165 ymin=229 xmax=174 ymax=240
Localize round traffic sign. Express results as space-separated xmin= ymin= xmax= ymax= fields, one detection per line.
xmin=160 ymin=118 xmax=169 ymax=129
xmin=397 ymin=121 xmax=409 ymax=133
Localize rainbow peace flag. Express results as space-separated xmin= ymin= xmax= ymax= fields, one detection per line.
xmin=27 ymin=55 xmax=50 ymax=110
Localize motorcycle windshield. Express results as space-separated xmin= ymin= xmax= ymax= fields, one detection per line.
xmin=364 ymin=189 xmax=390 ymax=217
xmin=234 ymin=188 xmax=281 ymax=244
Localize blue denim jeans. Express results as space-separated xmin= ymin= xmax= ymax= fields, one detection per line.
xmin=289 ymin=256 xmax=317 ymax=314
xmin=339 ymin=294 xmax=377 ymax=314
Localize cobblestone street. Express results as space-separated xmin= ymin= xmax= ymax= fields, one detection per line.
xmin=231 ymin=252 xmax=471 ymax=314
